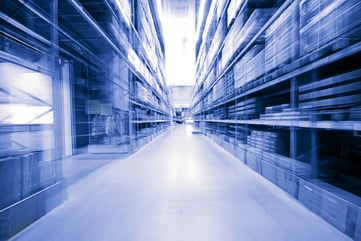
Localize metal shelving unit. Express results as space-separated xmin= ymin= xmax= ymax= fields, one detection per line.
xmin=190 ymin=0 xmax=361 ymax=238
xmin=0 ymin=0 xmax=171 ymax=237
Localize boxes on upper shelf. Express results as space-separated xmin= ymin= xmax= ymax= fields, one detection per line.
xmin=234 ymin=43 xmax=265 ymax=90
xmin=265 ymin=1 xmax=297 ymax=74
xmin=222 ymin=8 xmax=273 ymax=71
xmin=227 ymin=98 xmax=262 ymax=120
xmin=299 ymin=0 xmax=361 ymax=58
xmin=298 ymin=69 xmax=361 ymax=119
xmin=260 ymin=103 xmax=310 ymax=120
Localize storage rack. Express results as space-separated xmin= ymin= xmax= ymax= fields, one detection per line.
xmin=65 ymin=0 xmax=171 ymax=153
xmin=190 ymin=0 xmax=361 ymax=238
xmin=1 ymin=0 xmax=171 ymax=237
xmin=128 ymin=0 xmax=171 ymax=151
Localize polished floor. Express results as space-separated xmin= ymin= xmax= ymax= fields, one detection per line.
xmin=12 ymin=125 xmax=350 ymax=241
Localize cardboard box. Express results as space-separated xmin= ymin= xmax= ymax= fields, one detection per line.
xmin=246 ymin=148 xmax=262 ymax=173
xmin=320 ymin=190 xmax=348 ymax=231
xmin=355 ymin=209 xmax=361 ymax=241
xmin=0 ymin=157 xmax=21 ymax=210
xmin=276 ymin=167 xmax=299 ymax=197
xmin=298 ymin=179 xmax=322 ymax=215
xmin=261 ymin=160 xmax=277 ymax=184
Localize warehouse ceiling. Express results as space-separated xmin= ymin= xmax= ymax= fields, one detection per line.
xmin=160 ymin=0 xmax=202 ymax=86
xmin=161 ymin=0 xmax=199 ymax=17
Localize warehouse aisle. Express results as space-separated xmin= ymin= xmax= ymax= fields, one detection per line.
xmin=12 ymin=125 xmax=350 ymax=241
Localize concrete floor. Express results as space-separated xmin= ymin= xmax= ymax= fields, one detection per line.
xmin=12 ymin=125 xmax=351 ymax=241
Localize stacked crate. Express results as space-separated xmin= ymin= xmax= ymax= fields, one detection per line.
xmin=234 ymin=51 xmax=250 ymax=89
xmin=262 ymin=151 xmax=312 ymax=179
xmin=227 ymin=104 xmax=236 ymax=119
xmin=228 ymin=124 xmax=248 ymax=144
xmin=0 ymin=152 xmax=48 ymax=210
xmin=227 ymin=0 xmax=245 ymax=27
xmin=21 ymin=152 xmax=42 ymax=196
xmin=223 ymin=70 xmax=235 ymax=99
xmin=214 ymin=106 xmax=228 ymax=119
xmin=206 ymin=15 xmax=226 ymax=72
xmin=213 ymin=78 xmax=224 ymax=103
xmin=248 ymin=130 xmax=280 ymax=153
xmin=0 ymin=156 xmax=22 ymax=210
xmin=231 ymin=8 xmax=271 ymax=54
xmin=265 ymin=2 xmax=297 ymax=73
xmin=222 ymin=0 xmax=249 ymax=69
xmin=298 ymin=179 xmax=361 ymax=236
xmin=298 ymin=69 xmax=361 ymax=119
xmin=234 ymin=44 xmax=265 ymax=90
xmin=134 ymin=81 xmax=161 ymax=108
xmin=231 ymin=98 xmax=261 ymax=119
xmin=260 ymin=103 xmax=310 ymax=120
xmin=299 ymin=0 xmax=361 ymax=58
xmin=222 ymin=8 xmax=272 ymax=71
xmin=356 ymin=213 xmax=361 ymax=241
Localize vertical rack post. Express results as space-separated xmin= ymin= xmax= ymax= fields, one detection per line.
xmin=310 ymin=69 xmax=319 ymax=178
xmin=290 ymin=0 xmax=300 ymax=170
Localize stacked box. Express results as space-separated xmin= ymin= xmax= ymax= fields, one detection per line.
xmin=206 ymin=14 xmax=226 ymax=71
xmin=0 ymin=157 xmax=21 ymax=210
xmin=321 ymin=191 xmax=348 ymax=232
xmin=261 ymin=159 xmax=300 ymax=197
xmin=234 ymin=44 xmax=265 ymax=89
xmin=300 ymin=0 xmax=361 ymax=56
xmin=234 ymin=51 xmax=251 ymax=89
xmin=213 ymin=79 xmax=224 ymax=102
xmin=265 ymin=2 xmax=297 ymax=73
xmin=355 ymin=209 xmax=361 ymax=240
xmin=260 ymin=103 xmax=310 ymax=120
xmin=298 ymin=69 xmax=361 ymax=114
xmin=298 ymin=179 xmax=361 ymax=235
xmin=276 ymin=167 xmax=299 ymax=197
xmin=203 ymin=68 xmax=215 ymax=92
xmin=228 ymin=104 xmax=236 ymax=119
xmin=213 ymin=106 xmax=228 ymax=119
xmin=248 ymin=130 xmax=280 ymax=153
xmin=222 ymin=140 xmax=235 ymax=154
xmin=350 ymin=107 xmax=361 ymax=120
xmin=228 ymin=98 xmax=261 ymax=119
xmin=227 ymin=0 xmax=245 ymax=26
xmin=262 ymin=151 xmax=311 ymax=178
xmin=298 ymin=179 xmax=323 ymax=214
xmin=228 ymin=125 xmax=247 ymax=143
xmin=38 ymin=155 xmax=56 ymax=189
xmin=234 ymin=145 xmax=247 ymax=162
xmin=223 ymin=70 xmax=235 ymax=98
xmin=227 ymin=0 xmax=276 ymax=26
xmin=261 ymin=160 xmax=278 ymax=184
xmin=233 ymin=8 xmax=272 ymax=58
xmin=299 ymin=0 xmax=329 ymax=27
xmin=222 ymin=8 xmax=272 ymax=70
xmin=265 ymin=103 xmax=290 ymax=114
xmin=134 ymin=81 xmax=161 ymax=107
xmin=20 ymin=153 xmax=41 ymax=198
xmin=223 ymin=0 xmax=249 ymax=68
xmin=246 ymin=147 xmax=262 ymax=173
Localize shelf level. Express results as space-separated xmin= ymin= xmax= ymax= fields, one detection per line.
xmin=196 ymin=119 xmax=361 ymax=131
